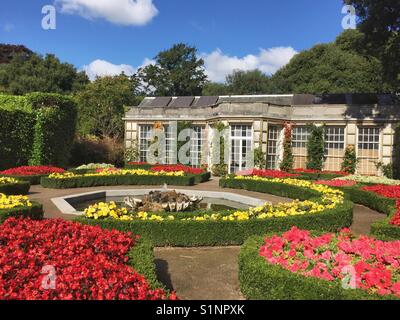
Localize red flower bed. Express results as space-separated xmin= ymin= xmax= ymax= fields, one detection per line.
xmin=249 ymin=169 xmax=299 ymax=179
xmin=0 ymin=218 xmax=176 ymax=300
xmin=293 ymin=168 xmax=348 ymax=175
xmin=259 ymin=227 xmax=400 ymax=297
xmin=0 ymin=166 xmax=65 ymax=176
xmin=151 ymin=164 xmax=204 ymax=175
xmin=362 ymin=185 xmax=400 ymax=199
xmin=315 ymin=180 xmax=357 ymax=187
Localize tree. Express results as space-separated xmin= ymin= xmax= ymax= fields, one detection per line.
xmin=226 ymin=70 xmax=272 ymax=94
xmin=202 ymin=82 xmax=230 ymax=96
xmin=139 ymin=43 xmax=207 ymax=96
xmin=0 ymin=44 xmax=33 ymax=64
xmin=345 ymin=0 xmax=400 ymax=91
xmin=270 ymin=40 xmax=383 ymax=94
xmin=306 ymin=125 xmax=325 ymax=171
xmin=0 ymin=53 xmax=88 ymax=95
xmin=75 ymin=75 xmax=141 ymax=140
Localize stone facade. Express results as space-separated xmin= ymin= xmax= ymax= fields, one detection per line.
xmin=124 ymin=94 xmax=400 ymax=175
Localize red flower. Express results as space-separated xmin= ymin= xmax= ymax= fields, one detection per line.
xmin=293 ymin=168 xmax=348 ymax=175
xmin=0 ymin=218 xmax=175 ymax=300
xmin=259 ymin=227 xmax=400 ymax=297
xmin=315 ymin=180 xmax=357 ymax=187
xmin=362 ymin=185 xmax=400 ymax=199
xmin=151 ymin=165 xmax=204 ymax=175
xmin=242 ymin=169 xmax=299 ymax=179
xmin=0 ymin=166 xmax=65 ymax=176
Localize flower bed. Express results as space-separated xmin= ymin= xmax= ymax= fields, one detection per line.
xmin=293 ymin=168 xmax=348 ymax=180
xmin=239 ymin=229 xmax=399 ymax=300
xmin=0 ymin=177 xmax=30 ymax=195
xmin=0 ymin=194 xmax=43 ymax=223
xmin=336 ymin=175 xmax=400 ymax=186
xmin=0 ymin=166 xmax=65 ymax=185
xmin=75 ymin=163 xmax=115 ymax=170
xmin=77 ymin=175 xmax=352 ymax=246
xmin=40 ymin=169 xmax=197 ymax=189
xmin=247 ymin=169 xmax=299 ymax=179
xmin=315 ymin=180 xmax=357 ymax=187
xmin=362 ymin=185 xmax=400 ymax=199
xmin=0 ymin=218 xmax=175 ymax=300
xmin=150 ymin=165 xmax=210 ymax=183
xmin=126 ymin=162 xmax=153 ymax=170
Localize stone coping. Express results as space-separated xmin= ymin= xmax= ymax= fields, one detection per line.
xmin=51 ymin=188 xmax=267 ymax=216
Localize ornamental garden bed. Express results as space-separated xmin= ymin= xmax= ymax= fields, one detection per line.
xmin=239 ymin=228 xmax=399 ymax=300
xmin=0 ymin=217 xmax=175 ymax=300
xmin=0 ymin=177 xmax=30 ymax=195
xmin=0 ymin=166 xmax=66 ymax=185
xmin=75 ymin=175 xmax=352 ymax=246
xmin=0 ymin=194 xmax=43 ymax=223
xmin=40 ymin=169 xmax=198 ymax=189
xmin=291 ymin=169 xmax=348 ymax=181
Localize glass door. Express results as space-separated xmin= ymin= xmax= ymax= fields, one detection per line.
xmin=230 ymin=125 xmax=253 ymax=173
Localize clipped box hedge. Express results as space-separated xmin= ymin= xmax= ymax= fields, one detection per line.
xmin=295 ymin=172 xmax=346 ymax=181
xmin=0 ymin=181 xmax=30 ymax=195
xmin=239 ymin=235 xmax=397 ymax=300
xmin=371 ymin=219 xmax=400 ymax=241
xmin=125 ymin=163 xmax=153 ymax=170
xmin=219 ymin=178 xmax=321 ymax=200
xmin=0 ymin=201 xmax=44 ymax=223
xmin=40 ymin=174 xmax=196 ymax=189
xmin=0 ymin=174 xmax=43 ymax=185
xmin=76 ymin=201 xmax=353 ymax=247
xmin=127 ymin=236 xmax=166 ymax=291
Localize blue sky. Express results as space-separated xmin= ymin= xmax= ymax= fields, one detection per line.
xmin=0 ymin=0 xmax=347 ymax=81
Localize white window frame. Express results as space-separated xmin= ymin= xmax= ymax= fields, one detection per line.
xmin=229 ymin=124 xmax=253 ymax=173
xmin=356 ymin=126 xmax=381 ymax=175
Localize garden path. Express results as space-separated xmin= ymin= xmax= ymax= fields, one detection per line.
xmin=28 ymin=178 xmax=387 ymax=300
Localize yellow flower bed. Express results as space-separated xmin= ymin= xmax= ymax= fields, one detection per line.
xmin=84 ymin=176 xmax=345 ymax=222
xmin=0 ymin=177 xmax=19 ymax=184
xmin=49 ymin=169 xmax=185 ymax=179
xmin=0 ymin=193 xmax=32 ymax=210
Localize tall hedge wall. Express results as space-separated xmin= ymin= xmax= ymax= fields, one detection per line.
xmin=0 ymin=93 xmax=77 ymax=170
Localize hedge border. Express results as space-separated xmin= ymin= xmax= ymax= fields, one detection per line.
xmin=40 ymin=175 xmax=196 ymax=189
xmin=0 ymin=201 xmax=44 ymax=223
xmin=127 ymin=236 xmax=166 ymax=291
xmin=0 ymin=174 xmax=45 ymax=185
xmin=239 ymin=235 xmax=397 ymax=300
xmin=340 ymin=186 xmax=400 ymax=240
xmin=0 ymin=181 xmax=30 ymax=195
xmin=76 ymin=200 xmax=352 ymax=247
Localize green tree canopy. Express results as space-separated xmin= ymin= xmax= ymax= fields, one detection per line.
xmin=0 ymin=53 xmax=88 ymax=95
xmin=139 ymin=43 xmax=207 ymax=96
xmin=0 ymin=44 xmax=33 ymax=64
xmin=75 ymin=75 xmax=141 ymax=140
xmin=270 ymin=38 xmax=383 ymax=94
xmin=345 ymin=0 xmax=400 ymax=91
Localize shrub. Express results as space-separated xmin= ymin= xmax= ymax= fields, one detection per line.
xmin=280 ymin=123 xmax=294 ymax=172
xmin=0 ymin=93 xmax=77 ymax=170
xmin=239 ymin=235 xmax=397 ymax=300
xmin=41 ymin=174 xmax=196 ymax=189
xmin=0 ymin=201 xmax=43 ymax=223
xmin=371 ymin=219 xmax=400 ymax=241
xmin=341 ymin=145 xmax=358 ymax=174
xmin=76 ymin=202 xmax=352 ymax=247
xmin=0 ymin=181 xmax=30 ymax=195
xmin=69 ymin=135 xmax=124 ymax=167
xmin=306 ymin=124 xmax=325 ymax=171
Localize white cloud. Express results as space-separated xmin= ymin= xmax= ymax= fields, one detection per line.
xmin=83 ymin=58 xmax=154 ymax=80
xmin=202 ymin=47 xmax=298 ymax=82
xmin=56 ymin=0 xmax=158 ymax=26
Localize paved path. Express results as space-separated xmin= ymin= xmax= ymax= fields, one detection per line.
xmin=27 ymin=178 xmax=387 ymax=300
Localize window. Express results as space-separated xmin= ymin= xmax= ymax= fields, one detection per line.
xmin=230 ymin=125 xmax=253 ymax=173
xmin=139 ymin=125 xmax=152 ymax=162
xmin=267 ymin=126 xmax=281 ymax=169
xmin=292 ymin=126 xmax=310 ymax=169
xmin=190 ymin=126 xmax=205 ymax=167
xmin=324 ymin=127 xmax=345 ymax=171
xmin=357 ymin=127 xmax=380 ymax=175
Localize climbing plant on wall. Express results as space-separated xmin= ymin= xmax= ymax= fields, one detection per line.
xmin=341 ymin=145 xmax=358 ymax=174
xmin=210 ymin=121 xmax=229 ymax=176
xmin=280 ymin=122 xmax=294 ymax=172
xmin=306 ymin=124 xmax=325 ymax=171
